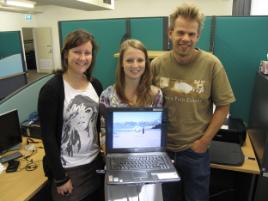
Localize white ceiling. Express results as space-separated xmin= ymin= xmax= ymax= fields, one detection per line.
xmin=34 ymin=0 xmax=113 ymax=11
xmin=0 ymin=0 xmax=114 ymax=13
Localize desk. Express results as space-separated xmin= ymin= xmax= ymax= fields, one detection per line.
xmin=114 ymin=50 xmax=168 ymax=59
xmin=211 ymin=134 xmax=260 ymax=174
xmin=0 ymin=138 xmax=47 ymax=201
xmin=210 ymin=133 xmax=260 ymax=201
xmin=4 ymin=135 xmax=257 ymax=201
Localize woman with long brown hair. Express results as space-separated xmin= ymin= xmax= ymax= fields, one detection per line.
xmin=38 ymin=29 xmax=104 ymax=201
xmin=100 ymin=39 xmax=162 ymax=108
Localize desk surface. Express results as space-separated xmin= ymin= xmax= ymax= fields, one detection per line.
xmin=0 ymin=138 xmax=47 ymax=201
xmin=0 ymin=134 xmax=260 ymax=201
xmin=114 ymin=50 xmax=168 ymax=59
xmin=210 ymin=134 xmax=260 ymax=175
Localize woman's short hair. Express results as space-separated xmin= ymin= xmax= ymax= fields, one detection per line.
xmin=60 ymin=29 xmax=97 ymax=80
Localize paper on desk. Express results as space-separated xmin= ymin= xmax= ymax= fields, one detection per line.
xmin=221 ymin=125 xmax=229 ymax=130
xmin=0 ymin=162 xmax=6 ymax=174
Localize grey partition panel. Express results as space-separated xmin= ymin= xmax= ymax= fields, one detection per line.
xmin=214 ymin=16 xmax=268 ymax=123
xmin=130 ymin=17 xmax=168 ymax=50
xmin=0 ymin=73 xmax=27 ymax=100
xmin=59 ymin=19 xmax=126 ymax=88
xmin=0 ymin=74 xmax=53 ymax=123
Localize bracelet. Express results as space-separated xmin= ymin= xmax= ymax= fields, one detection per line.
xmin=54 ymin=175 xmax=70 ymax=187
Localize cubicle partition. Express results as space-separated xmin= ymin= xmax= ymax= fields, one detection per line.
xmin=0 ymin=31 xmax=27 ymax=100
xmin=214 ymin=16 xmax=268 ymax=125
xmin=59 ymin=16 xmax=268 ymax=124
xmin=0 ymin=74 xmax=53 ymax=123
xmin=58 ymin=17 xmax=168 ymax=89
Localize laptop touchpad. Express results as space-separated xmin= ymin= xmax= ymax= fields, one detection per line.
xmin=132 ymin=171 xmax=148 ymax=178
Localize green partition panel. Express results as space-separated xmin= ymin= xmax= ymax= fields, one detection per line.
xmin=196 ymin=16 xmax=212 ymax=52
xmin=0 ymin=31 xmax=23 ymax=58
xmin=0 ymin=31 xmax=25 ymax=77
xmin=59 ymin=19 xmax=126 ymax=88
xmin=214 ymin=16 xmax=268 ymax=123
xmin=0 ymin=74 xmax=53 ymax=123
xmin=130 ymin=17 xmax=167 ymax=50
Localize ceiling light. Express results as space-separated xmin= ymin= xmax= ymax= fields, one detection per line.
xmin=5 ymin=0 xmax=36 ymax=9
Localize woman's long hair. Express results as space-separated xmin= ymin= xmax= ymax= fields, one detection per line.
xmin=115 ymin=39 xmax=153 ymax=106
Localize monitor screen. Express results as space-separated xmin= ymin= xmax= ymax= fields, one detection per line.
xmin=105 ymin=107 xmax=167 ymax=153
xmin=0 ymin=109 xmax=22 ymax=154
xmin=112 ymin=111 xmax=162 ymax=149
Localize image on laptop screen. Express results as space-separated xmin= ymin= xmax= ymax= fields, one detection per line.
xmin=112 ymin=111 xmax=162 ymax=149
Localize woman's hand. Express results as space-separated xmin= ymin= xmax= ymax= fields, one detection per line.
xmin=56 ymin=179 xmax=73 ymax=196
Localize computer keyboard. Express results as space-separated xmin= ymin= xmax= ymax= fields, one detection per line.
xmin=0 ymin=151 xmax=23 ymax=164
xmin=111 ymin=155 xmax=168 ymax=170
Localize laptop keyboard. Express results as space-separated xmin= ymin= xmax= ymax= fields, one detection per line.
xmin=110 ymin=155 xmax=168 ymax=170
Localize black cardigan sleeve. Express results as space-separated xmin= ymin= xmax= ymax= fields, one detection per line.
xmin=91 ymin=77 xmax=103 ymax=97
xmin=38 ymin=76 xmax=66 ymax=181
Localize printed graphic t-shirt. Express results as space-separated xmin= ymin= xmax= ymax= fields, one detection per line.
xmin=151 ymin=50 xmax=235 ymax=152
xmin=61 ymin=80 xmax=99 ymax=168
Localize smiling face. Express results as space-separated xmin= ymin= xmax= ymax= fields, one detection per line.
xmin=66 ymin=41 xmax=93 ymax=76
xmin=122 ymin=47 xmax=146 ymax=81
xmin=169 ymin=16 xmax=200 ymax=59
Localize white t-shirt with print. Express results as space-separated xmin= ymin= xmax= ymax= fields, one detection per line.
xmin=61 ymin=80 xmax=99 ymax=168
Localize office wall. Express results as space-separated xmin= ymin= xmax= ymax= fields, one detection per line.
xmin=0 ymin=11 xmax=37 ymax=32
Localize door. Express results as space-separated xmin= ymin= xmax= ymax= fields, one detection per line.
xmin=33 ymin=27 xmax=54 ymax=73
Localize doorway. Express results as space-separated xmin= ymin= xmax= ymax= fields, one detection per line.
xmin=22 ymin=27 xmax=36 ymax=71
xmin=22 ymin=27 xmax=54 ymax=83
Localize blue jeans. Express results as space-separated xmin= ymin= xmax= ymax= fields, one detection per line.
xmin=163 ymin=148 xmax=210 ymax=201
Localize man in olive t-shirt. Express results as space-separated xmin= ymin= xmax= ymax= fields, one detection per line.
xmin=151 ymin=4 xmax=235 ymax=201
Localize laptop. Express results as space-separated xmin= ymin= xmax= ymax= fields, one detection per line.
xmin=105 ymin=107 xmax=180 ymax=185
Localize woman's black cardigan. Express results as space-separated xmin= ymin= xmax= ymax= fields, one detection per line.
xmin=38 ymin=73 xmax=103 ymax=183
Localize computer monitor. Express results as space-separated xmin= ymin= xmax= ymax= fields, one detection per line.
xmin=0 ymin=109 xmax=22 ymax=154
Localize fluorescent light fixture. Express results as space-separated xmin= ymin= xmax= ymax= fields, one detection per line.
xmin=5 ymin=0 xmax=36 ymax=8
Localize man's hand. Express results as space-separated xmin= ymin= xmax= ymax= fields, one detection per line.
xmin=191 ymin=105 xmax=230 ymax=154
xmin=191 ymin=138 xmax=209 ymax=154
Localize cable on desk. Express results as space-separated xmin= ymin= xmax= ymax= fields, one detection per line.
xmin=25 ymin=159 xmax=38 ymax=171
xmin=209 ymin=188 xmax=235 ymax=199
xmin=24 ymin=149 xmax=37 ymax=160
xmin=18 ymin=158 xmax=41 ymax=172
xmin=26 ymin=137 xmax=40 ymax=144
xmin=17 ymin=149 xmax=39 ymax=172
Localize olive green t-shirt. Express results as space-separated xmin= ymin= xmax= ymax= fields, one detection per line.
xmin=151 ymin=49 xmax=235 ymax=152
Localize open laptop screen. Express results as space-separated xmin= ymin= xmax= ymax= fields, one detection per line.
xmin=106 ymin=107 xmax=167 ymax=153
